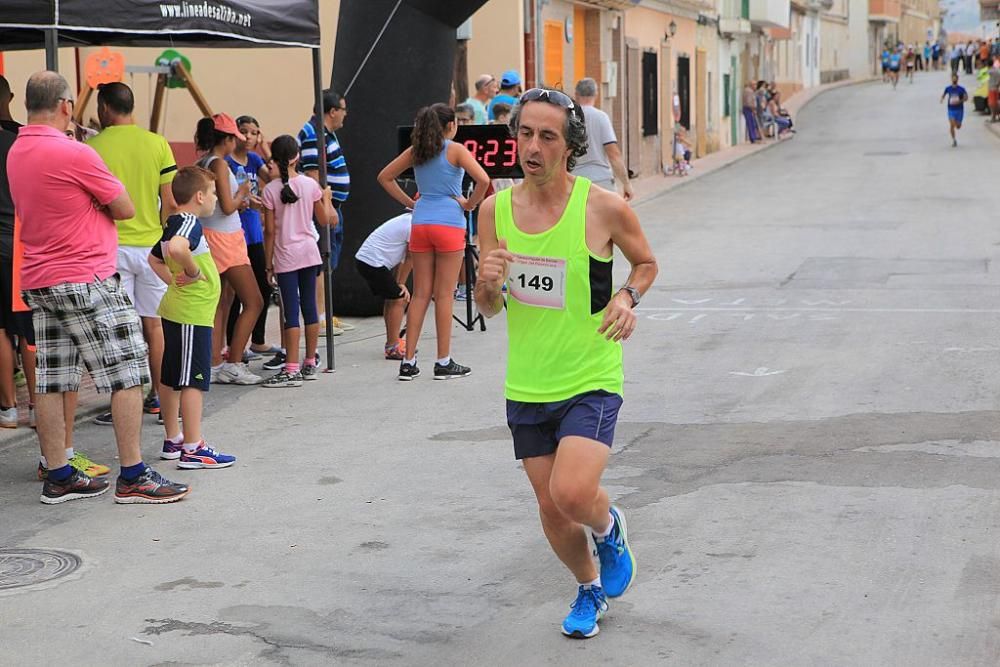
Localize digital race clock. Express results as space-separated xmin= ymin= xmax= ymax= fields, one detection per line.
xmin=396 ymin=124 xmax=524 ymax=179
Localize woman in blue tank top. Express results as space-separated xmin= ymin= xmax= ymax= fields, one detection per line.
xmin=378 ymin=103 xmax=490 ymax=381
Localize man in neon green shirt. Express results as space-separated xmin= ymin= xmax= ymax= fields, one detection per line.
xmin=475 ymin=88 xmax=658 ymax=639
xmin=88 ymin=82 xmax=177 ymax=423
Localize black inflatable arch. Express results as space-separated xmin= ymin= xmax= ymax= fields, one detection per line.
xmin=330 ymin=0 xmax=489 ymax=315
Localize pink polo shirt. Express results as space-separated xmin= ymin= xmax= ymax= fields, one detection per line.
xmin=7 ymin=125 xmax=124 ymax=290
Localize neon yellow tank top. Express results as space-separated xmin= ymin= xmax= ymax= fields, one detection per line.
xmin=495 ymin=176 xmax=623 ymax=403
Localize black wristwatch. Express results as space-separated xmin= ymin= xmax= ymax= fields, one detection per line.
xmin=619 ymin=286 xmax=641 ymax=308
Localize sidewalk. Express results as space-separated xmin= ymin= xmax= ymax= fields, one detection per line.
xmin=0 ymin=76 xmax=874 ymax=451
xmin=630 ymin=76 xmax=876 ymax=205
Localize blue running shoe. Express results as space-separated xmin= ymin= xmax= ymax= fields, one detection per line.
xmin=177 ymin=442 xmax=236 ymax=469
xmin=594 ymin=505 xmax=636 ymax=598
xmin=561 ymin=585 xmax=608 ymax=639
xmin=160 ymin=438 xmax=183 ymax=460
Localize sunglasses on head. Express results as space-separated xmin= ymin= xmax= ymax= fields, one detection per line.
xmin=521 ymin=88 xmax=577 ymax=108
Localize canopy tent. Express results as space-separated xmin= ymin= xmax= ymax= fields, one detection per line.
xmin=0 ymin=1 xmax=319 ymax=51
xmin=0 ymin=0 xmax=340 ymax=368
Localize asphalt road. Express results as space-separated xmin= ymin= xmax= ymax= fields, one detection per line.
xmin=3 ymin=70 xmax=1000 ymax=666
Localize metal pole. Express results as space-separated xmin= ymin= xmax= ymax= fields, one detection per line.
xmin=312 ymin=48 xmax=335 ymax=371
xmin=45 ymin=28 xmax=58 ymax=71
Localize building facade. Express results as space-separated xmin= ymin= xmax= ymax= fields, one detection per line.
xmin=0 ymin=0 xmax=899 ymax=177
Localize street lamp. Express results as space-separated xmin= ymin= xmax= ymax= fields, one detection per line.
xmin=669 ymin=20 xmax=678 ymax=38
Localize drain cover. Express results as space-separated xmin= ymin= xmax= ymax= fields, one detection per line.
xmin=0 ymin=548 xmax=81 ymax=591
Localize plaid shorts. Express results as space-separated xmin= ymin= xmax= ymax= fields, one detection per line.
xmin=23 ymin=275 xmax=151 ymax=394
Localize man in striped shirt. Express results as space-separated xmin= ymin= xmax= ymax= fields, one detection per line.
xmin=298 ymin=89 xmax=351 ymax=333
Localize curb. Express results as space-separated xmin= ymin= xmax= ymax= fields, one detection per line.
xmin=633 ymin=77 xmax=878 ymax=207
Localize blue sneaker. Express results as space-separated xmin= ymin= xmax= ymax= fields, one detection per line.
xmin=561 ymin=585 xmax=608 ymax=638
xmin=160 ymin=438 xmax=184 ymax=460
xmin=594 ymin=505 xmax=636 ymax=598
xmin=177 ymin=442 xmax=236 ymax=469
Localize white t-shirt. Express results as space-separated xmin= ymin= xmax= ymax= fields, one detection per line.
xmin=355 ymin=213 xmax=412 ymax=269
xmin=573 ymin=104 xmax=617 ymax=183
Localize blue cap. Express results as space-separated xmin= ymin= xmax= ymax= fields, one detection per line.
xmin=500 ymin=70 xmax=522 ymax=87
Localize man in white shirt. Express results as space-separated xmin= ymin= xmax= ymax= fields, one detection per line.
xmin=572 ymin=78 xmax=633 ymax=201
xmin=355 ymin=213 xmax=412 ymax=359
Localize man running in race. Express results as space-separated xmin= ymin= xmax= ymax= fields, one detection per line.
xmin=474 ymin=87 xmax=658 ymax=639
xmin=905 ymin=46 xmax=916 ymax=84
xmin=889 ymin=48 xmax=902 ymax=89
xmin=881 ymin=48 xmax=891 ymax=83
xmin=941 ymin=72 xmax=968 ymax=147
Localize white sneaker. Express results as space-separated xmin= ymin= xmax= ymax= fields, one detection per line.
xmin=0 ymin=406 xmax=17 ymax=429
xmin=210 ymin=366 xmax=228 ymax=384
xmin=317 ymin=325 xmax=344 ymax=338
xmin=218 ymin=362 xmax=262 ymax=385
xmin=331 ymin=317 xmax=356 ymax=331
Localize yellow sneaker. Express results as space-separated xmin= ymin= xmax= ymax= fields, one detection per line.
xmin=69 ymin=452 xmax=111 ymax=477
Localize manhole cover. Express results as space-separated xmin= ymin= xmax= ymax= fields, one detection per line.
xmin=863 ymin=150 xmax=907 ymax=156
xmin=0 ymin=548 xmax=81 ymax=591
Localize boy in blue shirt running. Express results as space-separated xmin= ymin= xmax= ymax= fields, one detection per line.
xmin=941 ymin=73 xmax=968 ymax=147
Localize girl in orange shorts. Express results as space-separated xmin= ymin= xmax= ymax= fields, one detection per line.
xmin=194 ymin=113 xmax=264 ymax=385
xmin=378 ymin=104 xmax=490 ymax=381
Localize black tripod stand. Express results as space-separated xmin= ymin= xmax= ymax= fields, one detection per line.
xmin=452 ymin=181 xmax=485 ymax=332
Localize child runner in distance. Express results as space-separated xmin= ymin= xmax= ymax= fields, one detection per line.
xmin=941 ymin=73 xmax=968 ymax=147
xmin=355 ymin=212 xmax=412 ymax=360
xmin=261 ymin=135 xmax=336 ymax=387
xmin=148 ymin=166 xmax=236 ymax=469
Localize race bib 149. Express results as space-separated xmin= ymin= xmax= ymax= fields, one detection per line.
xmin=509 ymin=253 xmax=566 ymax=310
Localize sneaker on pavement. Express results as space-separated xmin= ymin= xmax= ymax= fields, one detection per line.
xmin=93 ymin=411 xmax=114 ymax=426
xmin=594 ymin=505 xmax=636 ymax=598
xmin=398 ymin=362 xmax=420 ymax=381
xmin=69 ymin=452 xmax=111 ymax=477
xmin=160 ymin=438 xmax=184 ymax=460
xmin=242 ymin=349 xmax=261 ymax=363
xmin=433 ymin=359 xmax=471 ymax=380
xmin=332 ymin=316 xmax=356 ymax=331
xmin=114 ymin=468 xmax=190 ymax=504
xmin=262 ymin=351 xmax=286 ymax=371
xmin=454 ymin=286 xmax=468 ymax=301
xmin=216 ymin=362 xmax=262 ymax=385
xmin=143 ymin=394 xmax=161 ymax=415
xmin=0 ymin=406 xmax=17 ymax=428
xmin=318 ymin=324 xmax=344 ymax=337
xmin=40 ymin=470 xmax=110 ymax=504
xmin=561 ymin=585 xmax=608 ymax=639
xmin=300 ymin=364 xmax=319 ymax=381
xmin=177 ymin=442 xmax=236 ymax=469
xmin=262 ymin=370 xmax=303 ymax=388
xmin=385 ymin=341 xmax=405 ymax=361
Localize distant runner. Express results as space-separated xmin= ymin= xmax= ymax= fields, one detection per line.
xmin=941 ymin=73 xmax=968 ymax=147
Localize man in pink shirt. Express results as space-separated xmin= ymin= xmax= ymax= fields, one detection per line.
xmin=7 ymin=71 xmax=189 ymax=505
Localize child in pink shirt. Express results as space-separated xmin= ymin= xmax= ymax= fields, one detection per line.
xmin=261 ymin=135 xmax=335 ymax=386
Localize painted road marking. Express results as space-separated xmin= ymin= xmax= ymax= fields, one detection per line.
xmin=730 ymin=367 xmax=787 ymax=377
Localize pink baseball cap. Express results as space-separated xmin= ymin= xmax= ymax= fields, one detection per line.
xmin=212 ymin=113 xmax=247 ymax=141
